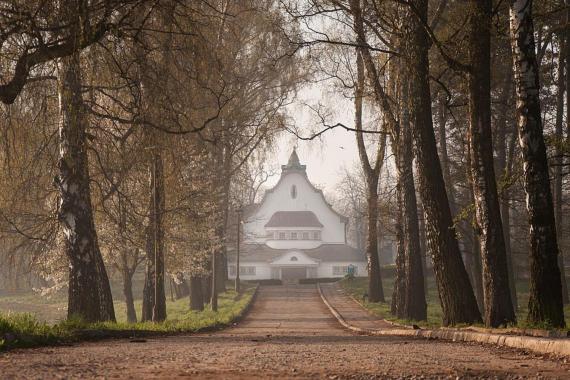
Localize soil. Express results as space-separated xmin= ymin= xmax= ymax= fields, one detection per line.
xmin=1 ymin=285 xmax=568 ymax=379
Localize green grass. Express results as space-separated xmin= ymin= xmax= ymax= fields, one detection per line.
xmin=0 ymin=286 xmax=255 ymax=351
xmin=340 ymin=276 xmax=570 ymax=331
xmin=341 ymin=276 xmax=444 ymax=328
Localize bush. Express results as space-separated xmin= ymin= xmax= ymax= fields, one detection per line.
xmin=246 ymin=279 xmax=282 ymax=285
xmin=298 ymin=277 xmax=340 ymax=284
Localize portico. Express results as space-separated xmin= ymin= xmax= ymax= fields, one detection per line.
xmin=269 ymin=251 xmax=319 ymax=280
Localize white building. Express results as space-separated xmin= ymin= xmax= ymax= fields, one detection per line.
xmin=228 ymin=149 xmax=367 ymax=281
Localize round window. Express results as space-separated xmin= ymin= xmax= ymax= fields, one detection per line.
xmin=290 ymin=256 xmax=298 ymax=261
xmin=291 ymin=185 xmax=297 ymax=199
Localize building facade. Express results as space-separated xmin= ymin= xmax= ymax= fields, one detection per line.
xmin=228 ymin=149 xmax=367 ymax=281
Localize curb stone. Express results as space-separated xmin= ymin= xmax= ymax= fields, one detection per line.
xmin=317 ymin=283 xmax=570 ymax=358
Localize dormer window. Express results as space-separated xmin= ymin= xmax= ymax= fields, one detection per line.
xmin=291 ymin=185 xmax=297 ymax=199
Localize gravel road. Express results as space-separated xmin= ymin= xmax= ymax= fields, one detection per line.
xmin=1 ymin=285 xmax=568 ymax=379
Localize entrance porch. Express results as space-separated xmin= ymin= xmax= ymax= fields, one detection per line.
xmin=270 ymin=250 xmax=320 ymax=282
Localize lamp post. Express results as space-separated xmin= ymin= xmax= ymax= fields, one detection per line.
xmin=152 ymin=153 xmax=159 ymax=322
xmin=235 ymin=208 xmax=242 ymax=293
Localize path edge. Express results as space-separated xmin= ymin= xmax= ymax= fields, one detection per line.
xmin=317 ymin=283 xmax=570 ymax=358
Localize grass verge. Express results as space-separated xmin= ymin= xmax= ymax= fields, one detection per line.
xmin=340 ymin=277 xmax=570 ymax=331
xmin=341 ymin=277 xmax=443 ymax=328
xmin=0 ymin=286 xmax=256 ymax=351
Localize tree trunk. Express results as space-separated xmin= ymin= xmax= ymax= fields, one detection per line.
xmin=555 ymin=35 xmax=569 ymax=305
xmin=495 ymin=71 xmax=518 ymax=311
xmin=141 ymin=152 xmax=167 ymax=322
xmin=354 ymin=50 xmax=385 ymax=303
xmin=210 ymin=140 xmax=226 ymax=311
xmin=190 ymin=276 xmax=204 ymax=311
xmin=202 ymin=275 xmax=211 ymax=307
xmin=215 ymin=250 xmax=227 ymax=294
xmin=123 ymin=269 xmax=137 ymax=323
xmin=365 ymin=175 xmax=384 ymax=303
xmin=418 ymin=202 xmax=429 ymax=293
xmin=392 ymin=178 xmax=406 ymax=316
xmin=564 ymin=0 xmax=570 ymax=305
xmin=509 ymin=0 xmax=565 ymax=327
xmin=56 ymin=49 xmax=115 ymax=323
xmin=211 ymin=244 xmax=219 ymax=311
xmin=404 ymin=0 xmax=482 ymax=325
xmin=392 ymin=71 xmax=426 ymax=320
xmin=437 ymin=92 xmax=481 ymax=305
xmin=436 ymin=94 xmax=456 ymax=216
xmin=173 ymin=273 xmax=190 ymax=299
xmin=468 ymin=0 xmax=516 ymax=327
xmin=218 ymin=147 xmax=233 ymax=293
xmin=501 ymin=196 xmax=518 ymax=309
xmin=466 ymin=207 xmax=485 ymax=313
xmin=400 ymin=117 xmax=427 ymax=321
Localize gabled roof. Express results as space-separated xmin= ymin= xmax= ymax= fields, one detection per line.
xmin=264 ymin=211 xmax=323 ymax=228
xmin=228 ymin=244 xmax=366 ymax=263
xmin=270 ymin=250 xmax=319 ymax=266
xmin=247 ymin=149 xmax=348 ymax=224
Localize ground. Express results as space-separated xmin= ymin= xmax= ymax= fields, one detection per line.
xmin=1 ymin=285 xmax=568 ymax=379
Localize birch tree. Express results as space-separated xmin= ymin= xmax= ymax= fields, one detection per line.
xmin=354 ymin=50 xmax=387 ymax=303
xmin=509 ymin=0 xmax=565 ymax=327
xmin=55 ymin=11 xmax=115 ymax=321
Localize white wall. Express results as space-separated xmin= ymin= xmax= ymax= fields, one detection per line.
xmin=264 ymin=227 xmax=323 ymax=249
xmin=245 ymin=171 xmax=346 ymax=247
xmin=228 ymin=260 xmax=367 ymax=280
xmin=267 ymin=240 xmax=322 ymax=249
xmin=317 ymin=261 xmax=368 ymax=278
xmin=228 ymin=262 xmax=273 ymax=280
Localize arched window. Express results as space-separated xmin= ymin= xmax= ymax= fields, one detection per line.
xmin=291 ymin=184 xmax=297 ymax=199
xmin=290 ymin=256 xmax=298 ymax=261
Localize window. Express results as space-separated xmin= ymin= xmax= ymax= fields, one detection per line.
xmin=291 ymin=232 xmax=297 ymax=240
xmin=332 ymin=265 xmax=358 ymax=276
xmin=240 ymin=266 xmax=256 ymax=275
xmin=302 ymin=232 xmax=309 ymax=240
xmin=290 ymin=256 xmax=298 ymax=261
xmin=332 ymin=266 xmax=345 ymax=276
xmin=312 ymin=231 xmax=321 ymax=240
xmin=229 ymin=265 xmax=236 ymax=275
xmin=279 ymin=232 xmax=286 ymax=240
xmin=291 ymin=185 xmax=297 ymax=199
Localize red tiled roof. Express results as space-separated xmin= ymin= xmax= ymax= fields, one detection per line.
xmin=264 ymin=211 xmax=323 ymax=228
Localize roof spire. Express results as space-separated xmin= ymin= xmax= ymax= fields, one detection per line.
xmin=288 ymin=147 xmax=300 ymax=166
xmin=282 ymin=147 xmax=306 ymax=172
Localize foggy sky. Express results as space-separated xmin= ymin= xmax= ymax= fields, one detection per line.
xmin=265 ymin=84 xmax=359 ymax=192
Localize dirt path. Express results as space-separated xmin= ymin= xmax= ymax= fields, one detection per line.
xmin=1 ymin=285 xmax=569 ymax=379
